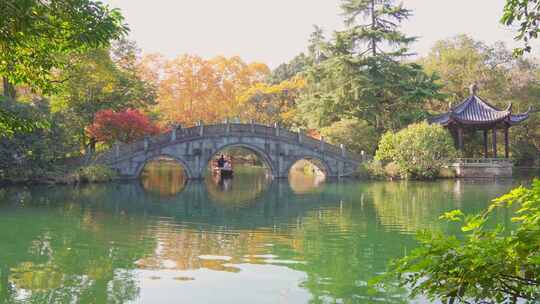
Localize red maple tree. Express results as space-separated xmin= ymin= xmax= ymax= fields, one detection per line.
xmin=87 ymin=109 xmax=161 ymax=144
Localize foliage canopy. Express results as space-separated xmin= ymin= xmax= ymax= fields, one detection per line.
xmin=0 ymin=0 xmax=127 ymax=94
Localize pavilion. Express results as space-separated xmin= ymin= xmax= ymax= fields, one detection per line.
xmin=429 ymin=84 xmax=530 ymax=159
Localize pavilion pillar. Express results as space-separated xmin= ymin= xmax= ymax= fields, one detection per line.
xmin=457 ymin=127 xmax=464 ymax=152
xmin=483 ymin=130 xmax=488 ymax=158
xmin=492 ymin=128 xmax=497 ymax=158
xmin=504 ymin=126 xmax=509 ymax=159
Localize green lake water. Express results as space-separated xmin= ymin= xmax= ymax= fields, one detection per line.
xmin=0 ymin=163 xmax=536 ymax=303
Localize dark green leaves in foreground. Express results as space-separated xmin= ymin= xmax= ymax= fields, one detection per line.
xmin=0 ymin=0 xmax=128 ymax=93
xmin=0 ymin=97 xmax=48 ymax=138
xmin=384 ymin=180 xmax=540 ymax=303
xmin=501 ymin=0 xmax=540 ymax=56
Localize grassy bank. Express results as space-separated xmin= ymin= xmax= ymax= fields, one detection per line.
xmin=0 ymin=164 xmax=118 ymax=186
xmin=352 ymin=160 xmax=457 ymax=180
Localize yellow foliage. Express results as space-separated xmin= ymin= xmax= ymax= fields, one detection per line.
xmin=146 ymin=54 xmax=272 ymax=126
xmin=238 ymin=76 xmax=306 ymax=127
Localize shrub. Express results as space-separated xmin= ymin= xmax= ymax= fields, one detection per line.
xmin=375 ymin=122 xmax=457 ymax=179
xmin=63 ymin=165 xmax=118 ymax=183
xmin=384 ymin=162 xmax=401 ymax=179
xmin=354 ymin=160 xmax=401 ymax=180
xmin=353 ymin=162 xmax=373 ymax=179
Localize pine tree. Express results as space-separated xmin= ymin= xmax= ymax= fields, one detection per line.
xmin=339 ymin=0 xmax=415 ymax=57
xmin=296 ymin=0 xmax=443 ymax=133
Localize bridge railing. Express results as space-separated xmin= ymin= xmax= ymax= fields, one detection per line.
xmin=95 ymin=122 xmax=364 ymax=163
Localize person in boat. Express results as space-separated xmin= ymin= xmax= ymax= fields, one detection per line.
xmin=217 ymin=154 xmax=226 ymax=168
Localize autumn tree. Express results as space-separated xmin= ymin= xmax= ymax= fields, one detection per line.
xmin=87 ymin=109 xmax=160 ymax=144
xmin=239 ymin=77 xmax=305 ymax=127
xmin=53 ymin=39 xmax=156 ymax=152
xmin=152 ymin=55 xmax=269 ymax=126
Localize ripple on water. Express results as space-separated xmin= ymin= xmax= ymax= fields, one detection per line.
xmin=0 ymin=173 xmax=528 ymax=304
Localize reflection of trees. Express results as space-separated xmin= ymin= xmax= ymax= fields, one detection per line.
xmin=0 ymin=186 xmax=156 ymax=304
xmin=288 ymin=171 xmax=325 ymax=195
xmin=0 ymin=177 xmax=519 ymax=304
xmin=369 ymin=181 xmax=458 ymax=234
xmin=205 ymin=166 xmax=270 ymax=207
xmin=278 ymin=199 xmax=413 ymax=303
xmin=141 ymin=160 xmax=186 ymax=196
xmin=369 ymin=180 xmax=516 ymax=234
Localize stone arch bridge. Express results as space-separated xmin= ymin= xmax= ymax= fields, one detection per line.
xmin=95 ymin=122 xmax=365 ymax=180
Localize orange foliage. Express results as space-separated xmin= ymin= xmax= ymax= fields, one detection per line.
xmin=238 ymin=76 xmax=306 ymax=127
xmin=87 ymin=109 xmax=161 ymax=144
xmin=143 ymin=54 xmax=271 ymax=126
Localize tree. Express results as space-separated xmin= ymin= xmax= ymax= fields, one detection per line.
xmin=295 ymin=0 xmax=443 ymax=133
xmin=0 ymin=0 xmax=127 ymax=98
xmin=320 ymin=118 xmax=378 ymax=155
xmin=375 ymin=122 xmax=457 ymax=179
xmin=421 ymin=35 xmax=511 ymax=103
xmin=267 ymin=53 xmax=312 ymax=84
xmin=340 ymin=0 xmax=415 ymax=57
xmin=238 ymin=77 xmax=305 ymax=127
xmin=0 ymin=98 xmax=76 ymax=181
xmin=0 ymin=0 xmax=127 ymax=136
xmin=52 ymin=40 xmax=156 ymax=152
xmin=87 ymin=109 xmax=160 ymax=144
xmin=501 ymin=0 xmax=540 ymax=55
xmin=153 ymin=55 xmax=269 ymax=126
xmin=387 ymin=179 xmax=540 ymax=303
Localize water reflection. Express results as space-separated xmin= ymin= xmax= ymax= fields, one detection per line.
xmin=205 ymin=166 xmax=271 ymax=207
xmin=0 ymin=170 xmax=525 ymax=304
xmin=289 ymin=160 xmax=326 ymax=195
xmin=141 ymin=159 xmax=186 ymax=196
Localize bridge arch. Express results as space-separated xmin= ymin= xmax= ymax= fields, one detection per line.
xmin=135 ymin=154 xmax=194 ymax=180
xmin=204 ymin=143 xmax=275 ymax=177
xmin=99 ymin=122 xmax=362 ymax=179
xmin=286 ymin=155 xmax=331 ymax=178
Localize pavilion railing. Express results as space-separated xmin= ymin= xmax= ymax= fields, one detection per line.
xmin=452 ymin=158 xmax=512 ymax=165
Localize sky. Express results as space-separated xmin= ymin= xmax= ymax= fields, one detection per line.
xmin=103 ymin=0 xmax=535 ymax=68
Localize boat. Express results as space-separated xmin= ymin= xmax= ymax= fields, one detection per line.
xmin=212 ymin=160 xmax=234 ymax=179
xmin=216 ymin=167 xmax=233 ymax=178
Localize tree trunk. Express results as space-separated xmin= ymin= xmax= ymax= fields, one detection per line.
xmin=89 ymin=137 xmax=97 ymax=153
xmin=82 ymin=128 xmax=89 ymax=155
xmin=2 ymin=77 xmax=16 ymax=101
xmin=371 ymin=0 xmax=377 ymax=56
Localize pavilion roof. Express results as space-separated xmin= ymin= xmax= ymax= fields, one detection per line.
xmin=428 ymin=87 xmax=530 ymax=127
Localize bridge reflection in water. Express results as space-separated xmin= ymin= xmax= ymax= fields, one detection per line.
xmin=0 ymin=166 xmax=519 ymax=304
